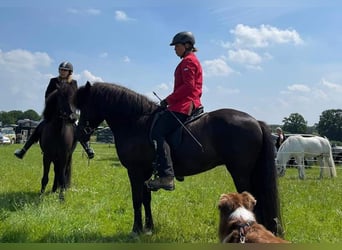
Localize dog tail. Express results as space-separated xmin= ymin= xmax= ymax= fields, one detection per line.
xmin=252 ymin=121 xmax=283 ymax=237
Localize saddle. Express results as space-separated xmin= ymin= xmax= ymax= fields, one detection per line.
xmin=150 ymin=106 xmax=205 ymax=148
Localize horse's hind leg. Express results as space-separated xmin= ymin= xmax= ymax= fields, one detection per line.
xmin=142 ymin=181 xmax=154 ymax=234
xmin=297 ymin=156 xmax=305 ymax=179
xmin=58 ymin=158 xmax=68 ymax=201
xmin=65 ymin=155 xmax=72 ymax=189
xmin=318 ymin=157 xmax=324 ymax=179
xmin=41 ymin=156 xmax=51 ymax=194
xmin=52 ymin=160 xmax=59 ymax=192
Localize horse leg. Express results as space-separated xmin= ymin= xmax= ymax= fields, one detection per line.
xmin=127 ymin=169 xmax=147 ymax=235
xmin=52 ymin=160 xmax=59 ymax=193
xmin=65 ymin=154 xmax=72 ymax=189
xmin=317 ymin=157 xmax=324 ymax=179
xmin=228 ymin=166 xmax=252 ymax=193
xmin=58 ymin=157 xmax=68 ymax=201
xmin=327 ymin=155 xmax=337 ymax=178
xmin=142 ymin=172 xmax=154 ymax=234
xmin=41 ymin=155 xmax=51 ymax=194
xmin=297 ymin=156 xmax=305 ymax=180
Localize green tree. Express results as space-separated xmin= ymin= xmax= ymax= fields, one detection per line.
xmin=0 ymin=109 xmax=41 ymax=126
xmin=22 ymin=109 xmax=41 ymax=121
xmin=282 ymin=113 xmax=307 ymax=133
xmin=317 ymin=109 xmax=342 ymax=141
xmin=0 ymin=110 xmax=23 ymax=125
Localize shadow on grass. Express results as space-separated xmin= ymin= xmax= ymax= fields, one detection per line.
xmin=0 ymin=191 xmax=42 ymax=213
xmin=0 ymin=230 xmax=181 ymax=243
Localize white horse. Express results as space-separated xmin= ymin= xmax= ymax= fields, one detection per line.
xmin=276 ymin=135 xmax=337 ymax=179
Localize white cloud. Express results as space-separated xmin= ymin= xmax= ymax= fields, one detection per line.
xmin=216 ymin=85 xmax=240 ymax=95
xmin=156 ymin=83 xmax=170 ymax=91
xmin=67 ymin=8 xmax=101 ymax=15
xmin=0 ymin=49 xmax=53 ymax=112
xmin=230 ymin=24 xmax=304 ymax=48
xmin=203 ymin=58 xmax=234 ymax=77
xmin=115 ymin=10 xmax=134 ymax=21
xmin=86 ymin=8 xmax=101 ymax=15
xmin=67 ymin=8 xmax=79 ymax=14
xmin=74 ymin=70 xmax=104 ymax=83
xmin=99 ymin=52 xmax=108 ymax=58
xmin=287 ymin=84 xmax=311 ymax=92
xmin=0 ymin=49 xmax=52 ymax=71
xmin=321 ymin=78 xmax=342 ymax=92
xmin=228 ymin=49 xmax=262 ymax=65
xmin=123 ymin=56 xmax=131 ymax=63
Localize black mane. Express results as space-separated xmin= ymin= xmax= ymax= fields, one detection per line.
xmin=43 ymin=83 xmax=75 ymax=121
xmin=43 ymin=89 xmax=58 ymax=120
xmin=77 ymin=82 xmax=158 ymax=119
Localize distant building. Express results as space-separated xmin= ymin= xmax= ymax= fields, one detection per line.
xmin=15 ymin=119 xmax=39 ymax=143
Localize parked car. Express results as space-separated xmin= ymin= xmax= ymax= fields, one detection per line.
xmin=0 ymin=132 xmax=11 ymax=144
xmin=0 ymin=127 xmax=16 ymax=144
xmin=331 ymin=144 xmax=342 ymax=163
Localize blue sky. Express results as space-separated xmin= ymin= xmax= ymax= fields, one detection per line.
xmin=0 ymin=0 xmax=341 ymax=126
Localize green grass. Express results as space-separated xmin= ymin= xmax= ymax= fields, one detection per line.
xmin=0 ymin=143 xmax=341 ymax=243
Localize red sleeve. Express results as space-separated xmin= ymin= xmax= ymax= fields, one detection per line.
xmin=167 ymin=58 xmax=197 ymax=104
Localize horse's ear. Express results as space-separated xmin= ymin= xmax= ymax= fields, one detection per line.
xmin=85 ymin=81 xmax=92 ymax=89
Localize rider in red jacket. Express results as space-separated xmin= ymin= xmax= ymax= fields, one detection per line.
xmin=146 ymin=31 xmax=203 ymax=191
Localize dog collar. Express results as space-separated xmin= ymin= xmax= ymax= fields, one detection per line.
xmin=238 ymin=221 xmax=254 ymax=243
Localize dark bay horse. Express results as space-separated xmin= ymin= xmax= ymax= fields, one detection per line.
xmin=40 ymin=83 xmax=77 ymax=200
xmin=75 ymin=81 xmax=282 ymax=236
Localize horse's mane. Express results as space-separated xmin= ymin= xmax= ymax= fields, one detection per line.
xmin=43 ymin=83 xmax=75 ymax=121
xmin=78 ymin=82 xmax=158 ymax=119
xmin=43 ymin=89 xmax=59 ymax=121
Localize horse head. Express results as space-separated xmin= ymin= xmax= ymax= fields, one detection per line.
xmin=44 ymin=83 xmax=77 ymax=123
xmin=275 ymin=156 xmax=286 ymax=177
xmin=275 ymin=146 xmax=288 ymax=177
xmin=74 ymin=81 xmax=104 ymax=142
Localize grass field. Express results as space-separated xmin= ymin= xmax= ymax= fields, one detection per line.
xmin=0 ymin=143 xmax=341 ymax=243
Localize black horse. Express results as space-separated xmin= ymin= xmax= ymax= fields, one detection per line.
xmin=40 ymin=83 xmax=77 ymax=200
xmin=75 ymin=81 xmax=282 ymax=236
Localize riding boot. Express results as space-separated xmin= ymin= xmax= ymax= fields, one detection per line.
xmin=14 ymin=120 xmax=44 ymax=159
xmin=145 ymin=141 xmax=174 ymax=191
xmin=80 ymin=141 xmax=95 ymax=159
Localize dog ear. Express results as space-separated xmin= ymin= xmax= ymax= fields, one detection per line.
xmin=241 ymin=191 xmax=257 ymax=210
xmin=218 ymin=193 xmax=235 ymax=212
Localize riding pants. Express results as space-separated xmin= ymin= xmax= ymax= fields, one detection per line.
xmin=22 ymin=120 xmax=46 ymax=151
xmin=151 ymin=110 xmax=188 ymax=177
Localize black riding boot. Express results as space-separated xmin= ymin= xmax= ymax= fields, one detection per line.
xmin=14 ymin=120 xmax=44 ymax=159
xmin=145 ymin=141 xmax=175 ymax=191
xmin=80 ymin=141 xmax=95 ymax=159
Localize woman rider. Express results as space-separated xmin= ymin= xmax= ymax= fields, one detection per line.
xmin=145 ymin=31 xmax=203 ymax=191
xmin=14 ymin=61 xmax=95 ymax=159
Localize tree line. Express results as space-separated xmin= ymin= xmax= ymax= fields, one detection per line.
xmin=0 ymin=110 xmax=41 ymax=126
xmin=271 ymin=109 xmax=342 ymax=143
xmin=1 ymin=108 xmax=342 ymax=142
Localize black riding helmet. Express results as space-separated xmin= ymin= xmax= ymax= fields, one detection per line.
xmin=59 ymin=61 xmax=73 ymax=72
xmin=170 ymin=31 xmax=195 ymax=46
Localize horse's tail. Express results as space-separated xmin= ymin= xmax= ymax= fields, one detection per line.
xmin=324 ymin=136 xmax=337 ymax=177
xmin=252 ymin=121 xmax=283 ymax=236
xmin=327 ymin=144 xmax=337 ymax=178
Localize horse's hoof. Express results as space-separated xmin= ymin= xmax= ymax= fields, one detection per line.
xmin=129 ymin=231 xmax=140 ymax=239
xmin=59 ymin=193 xmax=65 ymax=201
xmin=144 ymin=229 xmax=153 ymax=236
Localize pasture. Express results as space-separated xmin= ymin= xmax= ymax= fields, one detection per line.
xmin=0 ymin=143 xmax=341 ymax=243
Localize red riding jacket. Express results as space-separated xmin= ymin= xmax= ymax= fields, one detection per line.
xmin=166 ymin=52 xmax=203 ymax=115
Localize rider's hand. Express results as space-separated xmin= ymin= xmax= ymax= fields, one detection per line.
xmin=160 ymin=99 xmax=168 ymax=109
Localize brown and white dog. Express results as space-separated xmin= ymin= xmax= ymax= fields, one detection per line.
xmin=218 ymin=191 xmax=289 ymax=243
